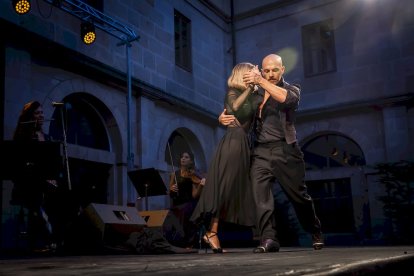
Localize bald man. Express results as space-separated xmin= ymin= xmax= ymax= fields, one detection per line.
xmin=220 ymin=54 xmax=324 ymax=253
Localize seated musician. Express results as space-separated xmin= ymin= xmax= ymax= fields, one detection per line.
xmin=166 ymin=151 xmax=205 ymax=248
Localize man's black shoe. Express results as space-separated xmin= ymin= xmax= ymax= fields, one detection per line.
xmin=312 ymin=232 xmax=324 ymax=250
xmin=253 ymin=239 xmax=280 ymax=253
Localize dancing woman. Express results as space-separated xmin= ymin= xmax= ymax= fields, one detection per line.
xmin=191 ymin=63 xmax=257 ymax=253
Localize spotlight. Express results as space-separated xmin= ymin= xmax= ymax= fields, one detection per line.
xmin=12 ymin=0 xmax=31 ymax=15
xmin=81 ymin=22 xmax=96 ymax=45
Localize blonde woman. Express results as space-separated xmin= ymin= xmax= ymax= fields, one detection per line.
xmin=191 ymin=63 xmax=257 ymax=253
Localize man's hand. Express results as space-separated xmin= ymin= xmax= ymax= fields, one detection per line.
xmin=243 ymin=65 xmax=262 ymax=85
xmin=218 ymin=109 xmax=236 ymax=126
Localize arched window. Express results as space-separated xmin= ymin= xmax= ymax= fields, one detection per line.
xmin=49 ymin=95 xmax=109 ymax=151
xmin=165 ymin=130 xmax=192 ymax=166
xmin=48 ymin=94 xmax=112 ymax=206
xmin=302 ymin=133 xmax=366 ymax=170
xmin=163 ymin=128 xmax=206 ymax=173
xmin=302 ymin=133 xmax=366 ymax=234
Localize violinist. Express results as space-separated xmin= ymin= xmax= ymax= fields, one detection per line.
xmin=167 ymin=151 xmax=205 ymax=248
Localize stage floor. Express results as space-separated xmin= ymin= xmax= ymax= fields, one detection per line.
xmin=0 ymin=246 xmax=413 ymax=275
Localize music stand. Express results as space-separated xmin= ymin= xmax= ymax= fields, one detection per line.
xmin=127 ymin=168 xmax=167 ymax=211
xmin=0 ymin=140 xmax=62 ymax=180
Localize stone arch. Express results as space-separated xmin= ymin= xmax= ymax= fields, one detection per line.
xmin=157 ymin=118 xmax=207 ymax=172
xmin=301 ymin=130 xmax=366 ymax=169
xmin=41 ymin=78 xmax=124 ymax=161
xmin=39 ymin=77 xmax=127 ymax=205
xmin=299 ymin=121 xmax=373 ymax=165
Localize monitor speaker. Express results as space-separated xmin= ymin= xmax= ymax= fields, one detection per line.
xmin=79 ymin=203 xmax=147 ymax=248
xmin=139 ymin=210 xmax=169 ymax=228
xmin=139 ymin=209 xmax=188 ymax=246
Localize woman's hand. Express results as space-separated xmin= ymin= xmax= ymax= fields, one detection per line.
xmin=170 ymin=183 xmax=179 ymax=193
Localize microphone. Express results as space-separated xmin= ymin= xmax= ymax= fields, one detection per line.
xmin=52 ymin=102 xmax=65 ymax=107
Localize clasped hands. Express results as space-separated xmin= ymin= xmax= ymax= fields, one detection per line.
xmin=243 ymin=65 xmax=262 ymax=86
xmin=219 ymin=65 xmax=262 ymax=126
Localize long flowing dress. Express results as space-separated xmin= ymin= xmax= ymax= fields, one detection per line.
xmin=191 ymin=88 xmax=256 ymax=227
xmin=11 ymin=133 xmax=58 ymax=249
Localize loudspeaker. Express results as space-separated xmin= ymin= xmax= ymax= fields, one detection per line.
xmin=139 ymin=209 xmax=190 ymax=247
xmin=139 ymin=210 xmax=169 ymax=228
xmin=83 ymin=203 xmax=147 ymax=246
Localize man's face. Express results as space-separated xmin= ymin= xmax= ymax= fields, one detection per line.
xmin=261 ymin=59 xmax=285 ymax=84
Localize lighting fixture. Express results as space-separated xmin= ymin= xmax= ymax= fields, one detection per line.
xmin=12 ymin=0 xmax=31 ymax=15
xmin=81 ymin=21 xmax=96 ymax=45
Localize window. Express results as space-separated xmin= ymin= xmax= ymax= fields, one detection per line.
xmin=48 ymin=94 xmax=112 ymax=205
xmin=307 ymin=178 xmax=355 ymax=233
xmin=302 ymin=133 xmax=366 ymax=170
xmin=165 ymin=131 xmax=192 ymax=166
xmin=302 ymin=19 xmax=336 ymax=77
xmin=49 ymin=97 xmax=109 ymax=151
xmin=174 ymin=10 xmax=192 ymax=71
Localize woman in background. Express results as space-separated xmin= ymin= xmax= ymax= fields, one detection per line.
xmin=11 ymin=101 xmax=60 ymax=252
xmin=167 ymin=151 xmax=205 ymax=248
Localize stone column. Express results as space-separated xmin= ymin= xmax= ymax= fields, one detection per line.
xmin=382 ymin=106 xmax=409 ymax=162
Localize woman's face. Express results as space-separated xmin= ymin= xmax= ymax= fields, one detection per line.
xmin=180 ymin=152 xmax=193 ymax=167
xmin=33 ymin=106 xmax=45 ymax=126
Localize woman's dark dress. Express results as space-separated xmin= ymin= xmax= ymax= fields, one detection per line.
xmin=11 ymin=133 xmax=60 ymax=248
xmin=166 ymin=170 xmax=199 ymax=247
xmin=191 ymin=88 xmax=256 ymax=226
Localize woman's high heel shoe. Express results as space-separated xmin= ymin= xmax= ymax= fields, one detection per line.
xmin=203 ymin=231 xmax=223 ymax=253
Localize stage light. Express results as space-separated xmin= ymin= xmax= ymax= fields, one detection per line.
xmin=12 ymin=0 xmax=31 ymax=15
xmin=81 ymin=22 xmax=96 ymax=45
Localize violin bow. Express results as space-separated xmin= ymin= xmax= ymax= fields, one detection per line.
xmin=167 ymin=142 xmax=179 ymax=195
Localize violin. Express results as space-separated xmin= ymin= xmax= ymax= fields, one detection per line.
xmin=181 ymin=168 xmax=203 ymax=184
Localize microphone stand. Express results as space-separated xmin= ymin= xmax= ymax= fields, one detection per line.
xmin=56 ymin=105 xmax=72 ymax=191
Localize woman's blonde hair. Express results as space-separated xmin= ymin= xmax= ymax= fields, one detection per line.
xmin=227 ymin=62 xmax=254 ymax=90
